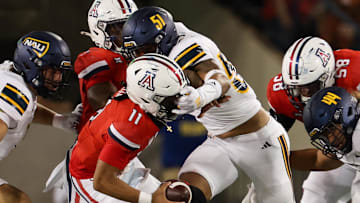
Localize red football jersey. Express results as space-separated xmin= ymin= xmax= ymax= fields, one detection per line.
xmin=69 ymin=91 xmax=161 ymax=179
xmin=74 ymin=47 xmax=127 ymax=131
xmin=267 ymin=49 xmax=360 ymax=122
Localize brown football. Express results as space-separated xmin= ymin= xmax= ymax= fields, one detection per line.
xmin=165 ymin=180 xmax=192 ymax=203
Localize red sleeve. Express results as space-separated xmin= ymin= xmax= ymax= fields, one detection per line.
xmin=99 ymin=136 xmax=137 ymax=170
xmin=99 ymin=112 xmax=159 ymax=170
xmin=74 ymin=47 xmax=127 ymax=89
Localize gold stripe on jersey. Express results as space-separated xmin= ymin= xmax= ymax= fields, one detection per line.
xmin=0 ymin=84 xmax=29 ymax=115
xmin=174 ymin=43 xmax=206 ymax=70
xmin=278 ymin=135 xmax=292 ymax=180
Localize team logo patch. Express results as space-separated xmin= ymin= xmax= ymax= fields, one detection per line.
xmin=315 ymin=48 xmax=330 ymax=67
xmin=89 ymin=1 xmax=100 ymax=17
xmin=22 ymin=37 xmax=50 ymax=58
xmin=138 ymin=71 xmax=155 ymax=91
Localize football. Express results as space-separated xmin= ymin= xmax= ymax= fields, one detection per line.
xmin=165 ymin=180 xmax=192 ymax=203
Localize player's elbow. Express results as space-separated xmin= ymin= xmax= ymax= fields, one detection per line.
xmin=93 ymin=177 xmax=107 ymax=193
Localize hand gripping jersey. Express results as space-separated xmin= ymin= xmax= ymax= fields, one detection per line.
xmin=74 ymin=47 xmax=127 ymax=131
xmin=267 ymin=49 xmax=360 ymax=128
xmin=69 ymin=91 xmax=163 ymax=179
xmin=0 ymin=62 xmax=36 ymax=160
xmin=169 ymin=22 xmax=261 ymax=136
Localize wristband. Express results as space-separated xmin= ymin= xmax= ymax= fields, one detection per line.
xmin=204 ymin=69 xmax=227 ymax=81
xmin=138 ymin=191 xmax=152 ymax=203
xmin=52 ymin=113 xmax=64 ymax=128
xmin=197 ymin=79 xmax=222 ymax=107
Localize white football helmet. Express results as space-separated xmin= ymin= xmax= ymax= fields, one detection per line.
xmin=282 ymin=36 xmax=336 ymax=103
xmin=126 ymin=53 xmax=187 ymax=122
xmin=87 ymin=0 xmax=137 ymax=50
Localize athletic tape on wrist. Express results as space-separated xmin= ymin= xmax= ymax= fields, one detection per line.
xmin=197 ymin=79 xmax=222 ymax=107
xmin=204 ymin=69 xmax=227 ymax=81
xmin=52 ymin=113 xmax=63 ymax=128
xmin=138 ymin=191 xmax=152 ymax=203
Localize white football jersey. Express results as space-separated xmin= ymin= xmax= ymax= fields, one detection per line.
xmin=340 ymin=121 xmax=360 ymax=170
xmin=168 ymin=23 xmax=261 ymax=135
xmin=0 ymin=62 xmax=36 ymax=160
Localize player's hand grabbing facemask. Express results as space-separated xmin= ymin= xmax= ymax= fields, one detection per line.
xmin=52 ymin=103 xmax=83 ymax=134
xmin=172 ymin=79 xmax=223 ymax=115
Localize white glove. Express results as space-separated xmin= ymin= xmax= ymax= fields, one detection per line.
xmin=172 ymin=86 xmax=204 ymax=115
xmin=52 ymin=103 xmax=83 ymax=133
xmin=173 ymin=79 xmax=223 ymax=115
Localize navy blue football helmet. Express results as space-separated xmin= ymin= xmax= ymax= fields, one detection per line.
xmin=122 ymin=6 xmax=178 ymax=59
xmin=13 ymin=31 xmax=72 ymax=98
xmin=303 ymin=86 xmax=359 ymax=159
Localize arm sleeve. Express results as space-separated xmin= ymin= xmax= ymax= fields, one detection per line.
xmin=99 ymin=138 xmax=138 ymax=171
xmin=269 ymin=108 xmax=295 ymax=132
xmin=99 ymin=123 xmax=142 ymax=170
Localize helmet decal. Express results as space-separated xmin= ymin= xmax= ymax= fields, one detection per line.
xmin=150 ymin=14 xmax=166 ymax=30
xmin=89 ymin=1 xmax=100 ymax=17
xmin=321 ymin=91 xmax=341 ymax=106
xmin=288 ymin=37 xmax=313 ymax=80
xmin=22 ymin=37 xmax=50 ymax=58
xmin=315 ymin=48 xmax=331 ymax=67
xmin=138 ymin=71 xmax=155 ymax=91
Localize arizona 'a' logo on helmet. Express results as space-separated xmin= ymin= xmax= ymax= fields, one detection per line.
xmin=138 ymin=71 xmax=155 ymax=91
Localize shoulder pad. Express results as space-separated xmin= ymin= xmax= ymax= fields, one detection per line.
xmin=0 ymin=74 xmax=32 ymax=121
xmin=170 ymin=38 xmax=209 ymax=70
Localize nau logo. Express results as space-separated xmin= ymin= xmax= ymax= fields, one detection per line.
xmin=321 ymin=92 xmax=341 ymax=105
xmin=315 ymin=48 xmax=330 ymax=67
xmin=89 ymin=1 xmax=100 ymax=17
xmin=22 ymin=37 xmax=50 ymax=58
xmin=138 ymin=71 xmax=155 ymax=91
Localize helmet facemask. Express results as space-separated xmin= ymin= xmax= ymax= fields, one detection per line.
xmin=285 ymin=73 xmax=329 ymax=105
xmin=98 ymin=19 xmax=127 ymax=52
xmin=155 ymin=93 xmax=181 ymax=122
xmin=309 ymin=113 xmax=352 ymax=160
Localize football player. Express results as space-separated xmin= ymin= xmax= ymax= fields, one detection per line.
xmin=44 ymin=0 xmax=138 ymax=202
xmin=75 ymin=0 xmax=138 ymax=131
xmin=0 ymin=31 xmax=78 ymax=203
xmin=122 ymin=6 xmax=295 ymax=203
xmin=302 ymin=86 xmax=360 ymax=202
xmin=68 ymin=54 xmax=186 ymax=203
xmin=266 ymin=36 xmax=359 ymax=202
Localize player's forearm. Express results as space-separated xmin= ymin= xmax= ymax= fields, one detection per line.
xmin=33 ymin=103 xmax=56 ymax=125
xmin=290 ymin=149 xmax=343 ymax=171
xmin=93 ymin=175 xmax=140 ymax=202
xmin=94 ymin=160 xmax=142 ymax=202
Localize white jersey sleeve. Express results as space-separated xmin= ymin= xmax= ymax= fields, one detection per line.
xmin=168 ymin=22 xmax=262 ymax=136
xmin=0 ymin=69 xmax=36 ymax=160
xmin=0 ymin=70 xmax=33 ymax=121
